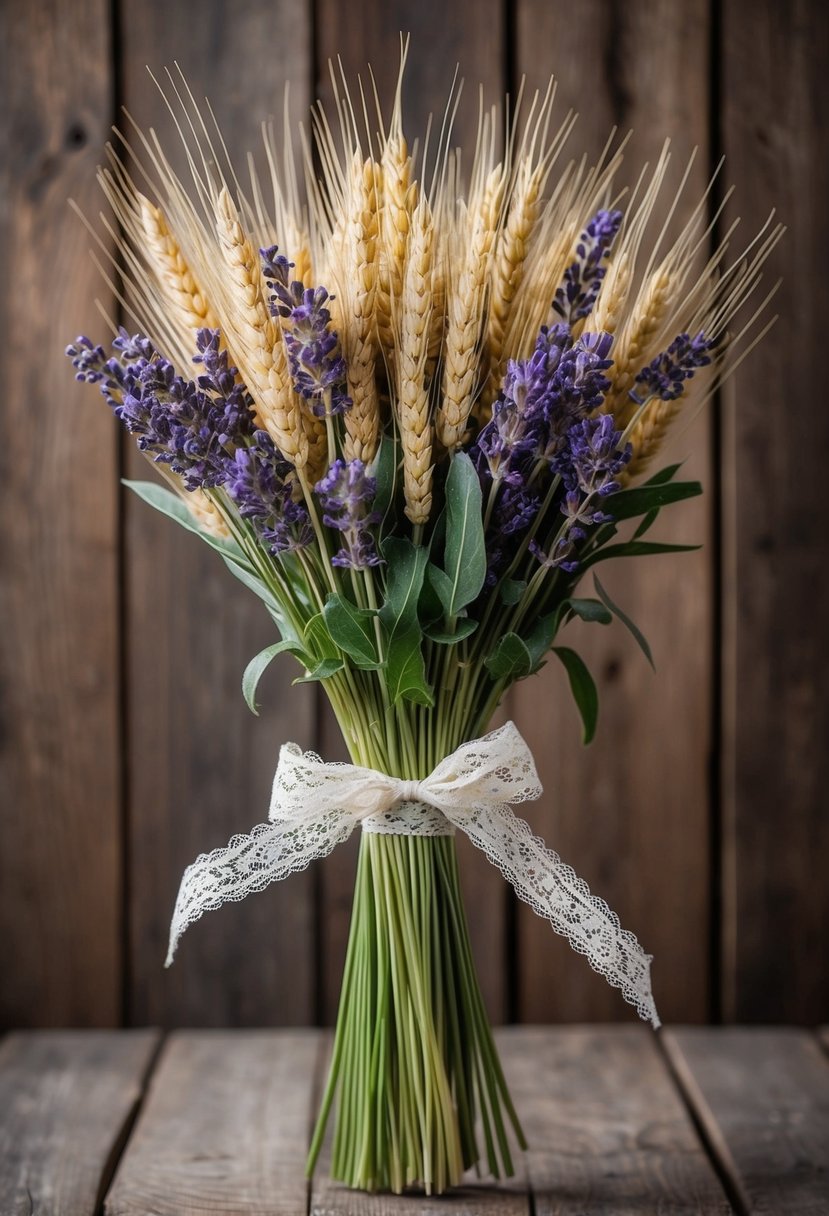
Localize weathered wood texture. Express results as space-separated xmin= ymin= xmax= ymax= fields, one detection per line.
xmin=314 ymin=0 xmax=511 ymax=1026
xmin=1 ymin=0 xmax=827 ymax=1031
xmin=499 ymin=1026 xmax=729 ymax=1214
xmin=0 ymin=1031 xmax=158 ymax=1215
xmin=118 ymin=0 xmax=317 ymax=1027
xmin=666 ymin=1027 xmax=829 ymax=1214
xmin=719 ymin=0 xmax=829 ymax=1024
xmin=512 ymin=0 xmax=713 ymax=1026
xmin=105 ymin=1031 xmax=320 ymax=1215
xmin=0 ymin=0 xmax=122 ymax=1027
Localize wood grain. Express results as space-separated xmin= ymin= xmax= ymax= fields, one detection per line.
xmin=499 ymin=1026 xmax=730 ymax=1214
xmin=313 ymin=0 xmax=510 ymax=1025
xmin=0 ymin=0 xmax=121 ymax=1027
xmin=105 ymin=1030 xmax=320 ymax=1215
xmin=512 ymin=0 xmax=713 ymax=1025
xmin=719 ymin=0 xmax=829 ymax=1023
xmin=665 ymin=1027 xmax=829 ymax=1214
xmin=0 ymin=1031 xmax=158 ymax=1215
xmin=118 ymin=0 xmax=317 ymax=1027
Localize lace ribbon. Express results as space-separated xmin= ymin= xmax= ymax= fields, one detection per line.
xmin=166 ymin=721 xmax=660 ymax=1027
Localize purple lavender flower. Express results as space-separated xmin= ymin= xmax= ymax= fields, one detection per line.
xmin=564 ymin=413 xmax=631 ymax=497
xmin=531 ymin=329 xmax=614 ymax=463
xmin=261 ymin=246 xmax=351 ymax=418
xmin=227 ymin=431 xmax=312 ymax=555
xmin=629 ymin=331 xmax=713 ymax=405
xmin=529 ymin=535 xmax=580 ymax=575
xmin=553 ymin=209 xmax=623 ymax=323
xmin=315 ymin=459 xmax=381 ymax=569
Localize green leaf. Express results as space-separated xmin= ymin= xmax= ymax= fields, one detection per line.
xmin=523 ymin=610 xmax=562 ymax=671
xmin=567 ymin=597 xmax=613 ymax=625
xmin=323 ymin=595 xmax=381 ymax=668
xmin=425 ymin=562 xmax=454 ymax=617
xmin=384 ymin=625 xmax=434 ymax=706
xmin=293 ymin=658 xmax=345 ymax=684
xmin=378 ymin=539 xmax=433 ymax=703
xmin=304 ymin=613 xmax=340 ymax=661
xmin=632 ymin=508 xmax=660 ymax=539
xmin=593 ymin=574 xmax=655 ymax=669
xmin=441 ymin=452 xmax=486 ymax=615
xmin=371 ymin=431 xmax=398 ymax=537
xmin=603 ymin=479 xmax=702 ymax=522
xmin=553 ymin=647 xmax=599 ymax=744
xmin=485 ymin=633 xmax=533 ymax=682
xmin=581 ymin=540 xmax=701 ymax=569
xmin=222 ymin=557 xmax=283 ymax=617
xmin=242 ymin=641 xmax=305 ymax=714
xmin=424 ymin=617 xmax=478 ymax=644
xmin=500 ymin=578 xmax=527 ymax=606
xmin=124 ymin=479 xmax=247 ymax=565
xmin=643 ymin=462 xmax=684 ymax=486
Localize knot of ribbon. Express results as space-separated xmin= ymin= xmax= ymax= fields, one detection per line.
xmin=165 ymin=721 xmax=659 ymax=1028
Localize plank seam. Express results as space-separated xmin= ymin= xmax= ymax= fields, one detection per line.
xmin=658 ymin=1030 xmax=750 ymax=1216
xmin=95 ymin=1031 xmax=166 ymax=1216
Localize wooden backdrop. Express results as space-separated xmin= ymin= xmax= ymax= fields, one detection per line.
xmin=2 ymin=0 xmax=827 ymax=1030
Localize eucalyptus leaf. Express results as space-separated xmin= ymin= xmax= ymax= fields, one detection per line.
xmin=384 ymin=625 xmax=434 ymax=706
xmin=424 ymin=617 xmax=478 ymax=644
xmin=500 ymin=578 xmax=527 ymax=606
xmin=304 ymin=613 xmax=341 ymax=661
xmin=293 ymin=658 xmax=345 ymax=684
xmin=324 ymin=594 xmax=381 ymax=668
xmin=553 ymin=647 xmax=599 ymax=744
xmin=567 ymin=597 xmax=613 ymax=625
xmin=222 ymin=557 xmax=283 ymax=617
xmin=124 ymin=479 xmax=248 ymax=565
xmin=242 ymin=640 xmax=305 ymax=714
xmin=441 ymin=452 xmax=486 ymax=615
xmin=523 ymin=610 xmax=562 ymax=670
xmin=594 ymin=574 xmax=655 ymax=669
xmin=485 ymin=633 xmax=533 ymax=682
xmin=372 ymin=431 xmax=398 ymax=538
xmin=425 ymin=562 xmax=455 ymax=618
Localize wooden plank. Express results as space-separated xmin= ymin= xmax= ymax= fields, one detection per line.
xmin=719 ymin=0 xmax=829 ymax=1022
xmin=499 ymin=1026 xmax=730 ymax=1214
xmin=0 ymin=1031 xmax=158 ymax=1215
xmin=118 ymin=0 xmax=317 ymax=1026
xmin=0 ymin=0 xmax=121 ymax=1027
xmin=665 ymin=1027 xmax=829 ymax=1214
xmin=105 ymin=1030 xmax=320 ymax=1215
xmin=314 ymin=0 xmax=509 ymax=1027
xmin=512 ymin=0 xmax=713 ymax=1024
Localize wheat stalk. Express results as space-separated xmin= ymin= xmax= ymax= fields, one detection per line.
xmin=139 ymin=196 xmax=219 ymax=342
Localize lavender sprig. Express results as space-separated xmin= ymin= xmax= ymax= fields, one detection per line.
xmin=553 ymin=209 xmax=623 ymax=324
xmin=629 ymin=331 xmax=713 ymax=405
xmin=227 ymin=431 xmax=312 ymax=556
xmin=261 ymin=247 xmax=351 ymax=418
xmin=315 ymin=459 xmax=381 ymax=569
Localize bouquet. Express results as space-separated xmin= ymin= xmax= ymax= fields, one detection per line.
xmin=67 ymin=56 xmax=778 ymax=1195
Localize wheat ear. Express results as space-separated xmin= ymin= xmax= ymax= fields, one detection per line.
xmin=605 ymin=261 xmax=675 ymax=431
xmin=340 ymin=156 xmax=381 ymax=464
xmin=185 ymin=488 xmax=232 ymax=538
xmin=397 ymin=200 xmax=434 ymax=526
xmin=139 ymin=197 xmax=220 ymax=343
xmin=214 ymin=186 xmax=308 ymax=469
xmin=486 ymin=159 xmax=542 ymax=372
xmin=376 ymin=133 xmax=413 ymax=355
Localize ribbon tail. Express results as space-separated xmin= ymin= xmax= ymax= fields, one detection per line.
xmin=458 ymin=804 xmax=660 ymax=1028
xmin=165 ymin=810 xmax=355 ymax=967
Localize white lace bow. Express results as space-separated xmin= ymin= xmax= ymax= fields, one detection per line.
xmin=166 ymin=721 xmax=659 ymax=1027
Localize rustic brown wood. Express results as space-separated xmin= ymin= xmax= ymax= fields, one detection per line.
xmin=118 ymin=0 xmax=317 ymax=1027
xmin=313 ymin=0 xmax=510 ymax=1025
xmin=499 ymin=1026 xmax=730 ymax=1214
xmin=512 ymin=0 xmax=713 ymax=1024
xmin=665 ymin=1027 xmax=829 ymax=1214
xmin=105 ymin=1030 xmax=320 ymax=1215
xmin=719 ymin=0 xmax=829 ymax=1023
xmin=0 ymin=1031 xmax=158 ymax=1214
xmin=0 ymin=0 xmax=121 ymax=1027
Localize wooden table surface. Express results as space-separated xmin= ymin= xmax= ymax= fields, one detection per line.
xmin=1 ymin=1026 xmax=827 ymax=1214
